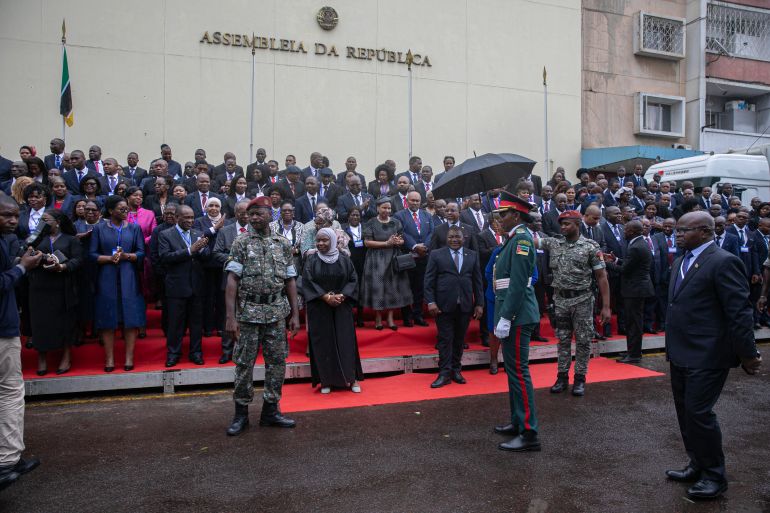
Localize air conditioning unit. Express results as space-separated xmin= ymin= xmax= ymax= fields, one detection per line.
xmin=672 ymin=143 xmax=692 ymax=150
xmin=633 ymin=12 xmax=686 ymax=60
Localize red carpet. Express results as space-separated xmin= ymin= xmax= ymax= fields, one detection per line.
xmin=279 ymin=357 xmax=664 ymax=413
xmin=22 ymin=308 xmax=633 ymax=380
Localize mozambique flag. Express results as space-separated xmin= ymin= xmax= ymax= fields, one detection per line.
xmin=60 ymin=46 xmax=73 ymax=127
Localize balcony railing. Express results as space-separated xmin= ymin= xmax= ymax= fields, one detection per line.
xmin=706 ymin=1 xmax=770 ymax=62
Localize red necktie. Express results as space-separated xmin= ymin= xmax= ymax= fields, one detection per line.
xmin=201 ymin=193 xmax=207 ymax=209
xmin=425 ymin=182 xmax=430 ymax=192
xmin=495 ymin=233 xmax=501 ymax=245
xmin=646 ymin=237 xmax=653 ymax=252
xmin=412 ymin=211 xmax=421 ymax=232
xmin=402 ymin=196 xmax=407 ymax=209
xmin=543 ymin=201 xmax=549 ymax=212
xmin=271 ymin=176 xmax=276 ymax=183
xmin=494 ymin=197 xmax=500 ymax=209
xmin=666 ymin=238 xmax=674 ymax=265
xmin=239 ymin=227 xmax=246 ymax=233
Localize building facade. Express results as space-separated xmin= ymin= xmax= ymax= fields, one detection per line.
xmin=581 ymin=0 xmax=770 ymax=172
xmin=0 ymin=0 xmax=582 ymax=180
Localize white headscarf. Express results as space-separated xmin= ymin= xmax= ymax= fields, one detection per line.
xmin=316 ymin=227 xmax=339 ymax=264
xmin=206 ymin=197 xmax=223 ymax=224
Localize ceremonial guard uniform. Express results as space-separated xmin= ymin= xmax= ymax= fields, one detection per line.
xmin=491 ymin=192 xmax=541 ymax=452
xmin=538 ymin=210 xmax=606 ymax=395
xmin=225 ymin=197 xmax=299 ymax=435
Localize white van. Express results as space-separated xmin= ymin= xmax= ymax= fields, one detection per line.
xmin=644 ymin=153 xmax=770 ymax=203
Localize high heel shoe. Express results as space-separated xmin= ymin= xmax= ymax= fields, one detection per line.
xmin=36 ymin=369 xmax=48 ymax=376
xmin=55 ymin=367 xmax=71 ymax=375
xmin=124 ymin=365 xmax=134 ymax=372
xmin=388 ymin=324 xmax=398 ymax=331
xmin=104 ymin=366 xmax=114 ymax=373
xmin=375 ymin=324 xmax=383 ymax=331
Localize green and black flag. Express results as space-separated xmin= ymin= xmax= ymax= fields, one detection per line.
xmin=60 ymin=20 xmax=73 ymax=127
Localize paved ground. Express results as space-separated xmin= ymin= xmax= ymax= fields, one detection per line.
xmin=2 ymin=351 xmax=769 ymax=513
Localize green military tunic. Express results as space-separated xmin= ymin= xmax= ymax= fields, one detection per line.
xmin=493 ymin=225 xmax=540 ymax=326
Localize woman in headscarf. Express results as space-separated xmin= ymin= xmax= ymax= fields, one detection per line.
xmin=194 ymin=196 xmax=230 ymax=337
xmin=302 ymin=228 xmax=363 ymax=394
xmin=300 ymin=200 xmax=350 ymax=258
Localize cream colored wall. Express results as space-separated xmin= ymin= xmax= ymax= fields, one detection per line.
xmin=0 ymin=0 xmax=581 ymax=180
xmin=582 ymin=0 xmax=688 ymax=149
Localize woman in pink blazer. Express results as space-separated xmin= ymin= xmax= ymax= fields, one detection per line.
xmin=125 ymin=186 xmax=157 ymax=337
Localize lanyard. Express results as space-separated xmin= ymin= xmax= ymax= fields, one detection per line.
xmin=110 ymin=222 xmax=123 ymax=248
xmin=350 ymin=225 xmax=361 ymax=240
xmin=176 ymin=226 xmax=191 ymax=247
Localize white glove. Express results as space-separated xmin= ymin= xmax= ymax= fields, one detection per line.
xmin=494 ymin=318 xmax=511 ymax=339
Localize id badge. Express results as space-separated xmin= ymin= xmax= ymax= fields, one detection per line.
xmin=354 ymin=239 xmax=364 ymax=248
xmin=741 ymin=246 xmax=750 ymax=253
xmin=668 ymin=247 xmax=677 ymax=254
xmin=112 ymin=246 xmax=122 ymax=256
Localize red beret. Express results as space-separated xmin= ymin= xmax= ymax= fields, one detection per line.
xmin=247 ymin=196 xmax=272 ymax=209
xmin=558 ymin=210 xmax=582 ymax=223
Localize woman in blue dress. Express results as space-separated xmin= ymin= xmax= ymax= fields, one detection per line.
xmin=89 ymin=195 xmax=146 ymax=372
xmin=74 ymin=199 xmax=101 ymax=340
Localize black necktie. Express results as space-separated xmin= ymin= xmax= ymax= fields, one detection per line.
xmin=310 ymin=196 xmax=316 ymax=212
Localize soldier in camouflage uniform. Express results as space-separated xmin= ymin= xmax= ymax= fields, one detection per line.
xmin=535 ymin=210 xmax=611 ymax=396
xmin=224 ymin=196 xmax=301 ymax=436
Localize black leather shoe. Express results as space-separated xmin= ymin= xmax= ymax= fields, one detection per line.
xmin=531 ymin=335 xmax=549 ymax=342
xmin=259 ymin=402 xmax=296 ymax=428
xmin=617 ymin=356 xmax=642 ymax=364
xmin=123 ymin=365 xmax=134 ymax=372
xmin=494 ymin=423 xmax=519 ymax=436
xmin=550 ymin=372 xmax=569 ymax=394
xmin=430 ymin=375 xmax=451 ymax=388
xmin=463 ymin=343 xmax=469 ymax=349
xmin=0 ymin=465 xmax=19 ymax=492
xmin=226 ymin=404 xmax=249 ymax=436
xmin=498 ymin=432 xmax=541 ymax=452
xmin=687 ymin=479 xmax=727 ymax=500
xmin=593 ymin=331 xmax=606 ymax=341
xmin=489 ymin=363 xmax=498 ymax=375
xmin=403 ymin=319 xmax=414 ymax=327
xmin=13 ymin=457 xmax=40 ymax=476
xmin=665 ymin=465 xmax=700 ymax=483
xmin=414 ymin=318 xmax=429 ymax=327
xmin=104 ymin=366 xmax=114 ymax=373
xmin=219 ymin=354 xmax=232 ymax=364
xmin=451 ymin=371 xmax=466 ymax=384
xmin=165 ymin=358 xmax=179 ymax=368
xmin=189 ymin=355 xmax=204 ymax=365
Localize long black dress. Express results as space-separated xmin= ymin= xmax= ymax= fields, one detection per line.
xmin=302 ymin=253 xmax=364 ymax=388
xmin=28 ymin=234 xmax=82 ymax=351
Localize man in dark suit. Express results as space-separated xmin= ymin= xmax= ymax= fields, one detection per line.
xmin=294 ymin=176 xmax=321 ymax=224
xmin=160 ymin=144 xmax=182 ymax=179
xmin=0 ymin=153 xmax=13 ymax=182
xmin=394 ymin=191 xmax=434 ymax=327
xmin=543 ymin=193 xmax=567 ymax=236
xmin=183 ymin=173 xmax=222 ymax=219
xmin=477 ymin=213 xmax=504 ymax=346
xmin=697 ymin=186 xmax=714 ymax=211
xmin=630 ymin=164 xmax=648 ymax=189
xmin=1 ymin=161 xmax=26 ymax=196
xmin=85 ymin=145 xmax=104 ymax=176
xmin=460 ymin=194 xmax=486 ymax=234
xmin=301 ymin=151 xmax=324 ymax=181
xmin=334 ymin=156 xmax=367 ymax=189
xmin=123 ymin=152 xmax=147 ymax=186
xmin=520 ymin=172 xmax=542 ymax=197
xmin=158 ymin=205 xmax=211 ymax=367
xmin=424 ymin=225 xmax=484 ymax=388
xmin=537 ymin=185 xmax=554 ymax=215
xmin=431 ymin=199 xmax=447 ymax=226
xmin=277 ymin=166 xmax=305 ymax=201
xmin=726 ymin=209 xmax=760 ymax=283
xmin=602 ymin=206 xmax=626 ymax=336
xmin=336 ymin=176 xmax=374 ymax=223
xmin=318 ymin=168 xmax=342 ymax=209
xmin=667 ymin=211 xmax=760 ymax=500
xmin=63 ymin=150 xmax=97 ymax=194
xmin=390 ymin=175 xmax=411 ymax=214
xmin=98 ymin=158 xmax=130 ymax=196
xmin=751 ymin=218 xmax=770 ymax=327
xmin=610 ymin=220 xmax=654 ymax=363
xmin=653 ymin=218 xmax=677 ymax=330
xmin=213 ymin=155 xmax=244 ymax=192
xmin=641 ymin=218 xmax=667 ymax=333
xmin=714 ymin=216 xmax=740 ymax=257
xmin=631 ymin=187 xmax=648 ymax=214
xmin=481 ymin=189 xmax=503 ymax=213
xmin=245 ymin=148 xmax=267 ymax=178
xmin=429 ymin=201 xmax=478 ymax=252
xmin=43 ymin=138 xmax=65 ymax=172
xmin=527 ymin=213 xmax=550 ymax=343
xmin=397 ymin=156 xmax=423 ymax=185
xmin=213 ymin=199 xmax=250 ymax=363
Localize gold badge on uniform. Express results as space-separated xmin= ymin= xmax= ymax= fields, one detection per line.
xmin=516 ymin=244 xmax=530 ymax=256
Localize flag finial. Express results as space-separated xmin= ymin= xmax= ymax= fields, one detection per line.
xmin=62 ymin=19 xmax=66 ymax=44
xmin=406 ymin=49 xmax=414 ymax=71
xmin=543 ymin=66 xmax=547 ymax=86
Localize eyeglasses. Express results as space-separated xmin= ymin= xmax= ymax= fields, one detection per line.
xmin=676 ymin=226 xmax=708 ymax=233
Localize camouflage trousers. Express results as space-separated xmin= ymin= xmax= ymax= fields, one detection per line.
xmin=554 ymin=295 xmax=595 ymax=376
xmin=233 ymin=321 xmax=289 ymax=406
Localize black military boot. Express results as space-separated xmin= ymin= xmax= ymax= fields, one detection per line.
xmin=572 ymin=374 xmax=586 ymax=397
xmin=550 ymin=372 xmax=569 ymax=394
xmin=226 ymin=404 xmax=249 ymax=436
xmin=498 ymin=430 xmax=541 ymax=452
xmin=0 ymin=464 xmax=19 ymax=492
xmin=259 ymin=401 xmax=296 ymax=428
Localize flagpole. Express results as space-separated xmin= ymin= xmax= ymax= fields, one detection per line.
xmin=62 ymin=20 xmax=67 ymax=140
xmin=249 ymin=33 xmax=256 ymax=165
xmin=543 ymin=66 xmax=549 ymax=181
xmin=406 ymin=50 xmax=414 ymax=159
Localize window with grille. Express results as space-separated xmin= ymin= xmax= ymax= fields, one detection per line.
xmin=707 ymin=2 xmax=770 ymax=62
xmin=633 ymin=12 xmax=685 ymax=60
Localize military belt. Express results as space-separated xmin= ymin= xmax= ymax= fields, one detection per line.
xmin=246 ymin=292 xmax=282 ymax=304
xmin=555 ymin=288 xmax=590 ymax=299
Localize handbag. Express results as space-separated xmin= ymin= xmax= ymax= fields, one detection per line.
xmin=392 ymin=252 xmax=416 ymax=273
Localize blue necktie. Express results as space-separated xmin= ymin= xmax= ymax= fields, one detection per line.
xmin=673 ymin=251 xmax=693 ymax=293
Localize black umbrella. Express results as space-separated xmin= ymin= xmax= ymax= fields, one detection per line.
xmin=431 ymin=153 xmax=536 ymax=200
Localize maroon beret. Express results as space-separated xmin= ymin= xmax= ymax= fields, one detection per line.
xmin=247 ymin=196 xmax=272 ymax=209
xmin=558 ymin=210 xmax=582 ymax=223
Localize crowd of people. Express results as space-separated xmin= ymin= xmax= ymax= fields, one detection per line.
xmin=0 ymin=141 xmax=767 ymax=384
